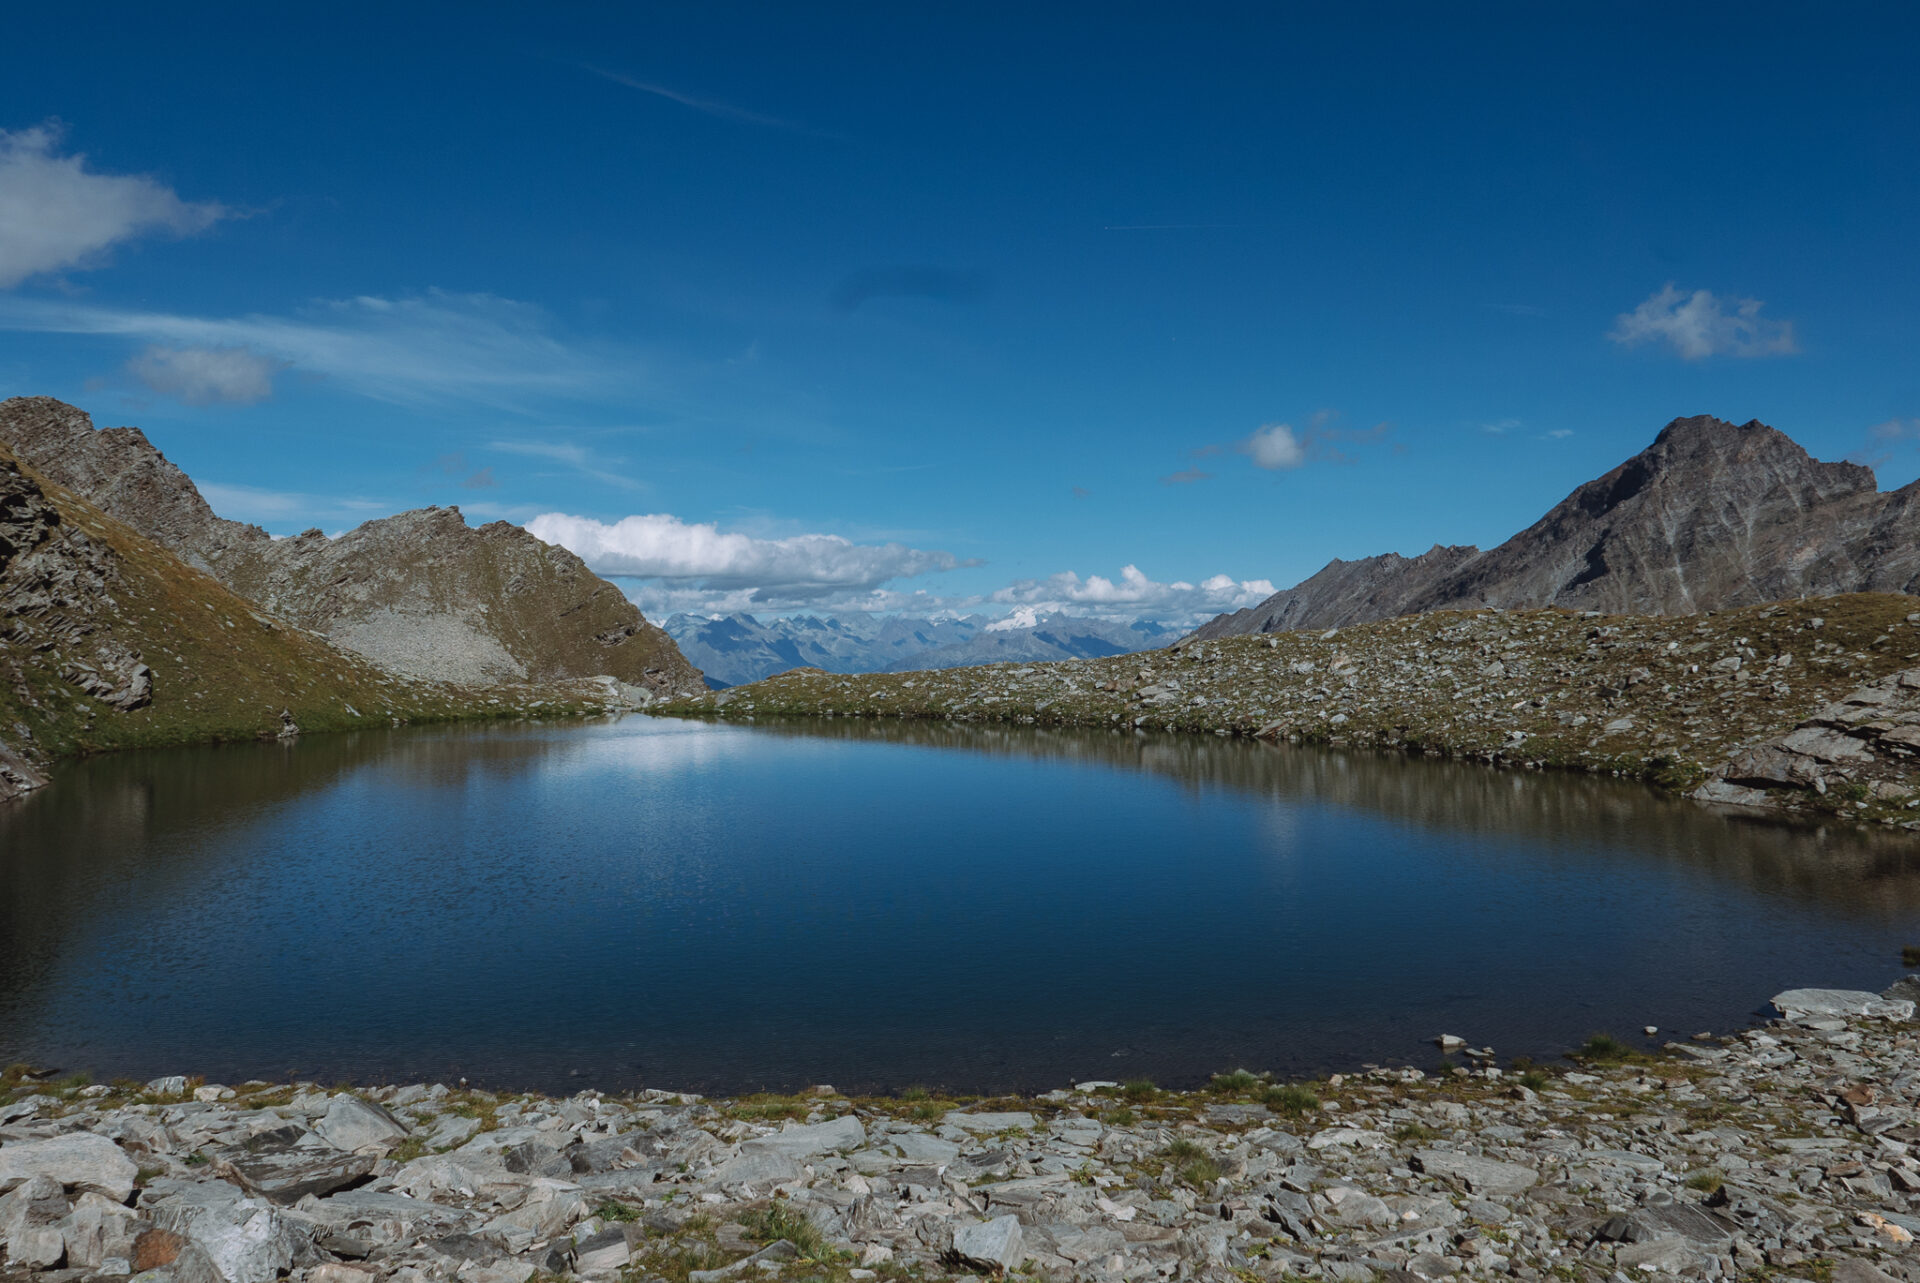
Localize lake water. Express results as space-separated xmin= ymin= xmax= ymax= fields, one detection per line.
xmin=4 ymin=715 xmax=1918 ymax=1096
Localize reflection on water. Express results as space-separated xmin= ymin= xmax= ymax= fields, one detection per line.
xmin=2 ymin=715 xmax=1916 ymax=1095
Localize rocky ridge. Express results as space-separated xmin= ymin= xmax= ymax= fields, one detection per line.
xmin=0 ymin=443 xmax=643 ymax=802
xmin=1199 ymin=416 xmax=1920 ymax=639
xmin=7 ymin=983 xmax=1920 ymax=1283
xmin=663 ymin=593 xmax=1920 ymax=829
xmin=0 ymin=398 xmax=701 ymax=697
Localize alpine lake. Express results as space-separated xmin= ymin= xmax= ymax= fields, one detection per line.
xmin=4 ymin=714 xmax=1916 ymax=1095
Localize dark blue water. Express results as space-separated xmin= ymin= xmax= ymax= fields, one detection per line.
xmin=4 ymin=715 xmax=1918 ymax=1095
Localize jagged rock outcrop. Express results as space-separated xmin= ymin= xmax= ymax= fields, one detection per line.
xmin=0 ymin=398 xmax=702 ymax=694
xmin=1198 ymin=416 xmax=1920 ymax=639
xmin=1698 ymin=663 xmax=1920 ymax=807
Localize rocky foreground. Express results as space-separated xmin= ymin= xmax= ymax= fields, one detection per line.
xmin=8 ymin=986 xmax=1920 ymax=1283
xmin=662 ymin=594 xmax=1920 ymax=830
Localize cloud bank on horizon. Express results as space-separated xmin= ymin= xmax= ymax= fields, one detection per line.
xmin=525 ymin=510 xmax=1274 ymax=624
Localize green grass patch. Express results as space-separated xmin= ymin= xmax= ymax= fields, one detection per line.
xmin=1685 ymin=1169 xmax=1725 ymax=1195
xmin=1265 ymin=1085 xmax=1320 ymax=1117
xmin=741 ymin=1201 xmax=827 ymax=1259
xmin=1574 ymin=1033 xmax=1639 ymax=1064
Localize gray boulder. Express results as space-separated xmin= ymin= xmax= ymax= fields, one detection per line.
xmin=312 ymin=1096 xmax=410 ymax=1155
xmin=0 ymin=1133 xmax=138 ymax=1201
xmin=952 ymin=1214 xmax=1026 ymax=1272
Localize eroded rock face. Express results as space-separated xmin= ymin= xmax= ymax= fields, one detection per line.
xmin=0 ymin=451 xmax=141 ymax=800
xmin=0 ymin=398 xmax=702 ymax=695
xmin=1199 ymin=416 xmax=1920 ymax=639
xmin=1699 ymin=666 xmax=1920 ymax=806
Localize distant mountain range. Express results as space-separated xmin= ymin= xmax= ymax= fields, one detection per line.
xmin=1197 ymin=414 xmax=1920 ymax=639
xmin=663 ymin=610 xmax=1179 ymax=687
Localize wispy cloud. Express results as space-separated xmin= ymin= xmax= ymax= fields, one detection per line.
xmin=127 ymin=344 xmax=285 ymax=405
xmin=0 ymin=289 xmax=623 ymax=408
xmin=1851 ymin=417 xmax=1920 ymax=467
xmin=1609 ymin=283 xmax=1798 ymax=360
xmin=196 ymin=481 xmax=387 ymax=527
xmin=490 ymin=438 xmax=641 ymax=490
xmin=584 ymin=65 xmax=823 ymax=135
xmin=0 ymin=122 xmax=231 ymax=288
xmin=1160 ymin=467 xmax=1213 ymax=485
xmin=1480 ymin=418 xmax=1522 ymax=436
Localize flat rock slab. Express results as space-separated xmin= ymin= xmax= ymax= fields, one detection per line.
xmin=710 ymin=1149 xmax=802 ymax=1187
xmin=1773 ymin=989 xmax=1916 ymax=1021
xmin=740 ymin=1115 xmax=865 ymax=1157
xmin=213 ymin=1148 xmax=377 ymax=1204
xmin=890 ymin=1132 xmax=961 ymax=1164
xmin=1411 ymin=1150 xmax=1538 ymax=1196
xmin=944 ymin=1112 xmax=1037 ymax=1134
xmin=0 ymin=1133 xmax=138 ymax=1200
xmin=1586 ymin=1148 xmax=1665 ymax=1172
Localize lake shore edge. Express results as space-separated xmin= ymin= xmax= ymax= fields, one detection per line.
xmin=6 ymin=981 xmax=1920 ymax=1283
xmin=660 ymin=594 xmax=1920 ymax=834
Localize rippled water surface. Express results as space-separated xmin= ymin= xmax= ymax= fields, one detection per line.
xmin=4 ymin=716 xmax=1918 ymax=1094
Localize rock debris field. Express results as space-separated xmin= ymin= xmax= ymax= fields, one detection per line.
xmin=664 ymin=594 xmax=1920 ymax=830
xmin=9 ymin=986 xmax=1920 ymax=1283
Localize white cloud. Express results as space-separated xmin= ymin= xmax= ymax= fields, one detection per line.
xmin=0 ymin=123 xmax=228 ymax=288
xmin=529 ymin=511 xmax=1271 ymax=625
xmin=526 ymin=511 xmax=967 ymax=600
xmin=1245 ymin=422 xmax=1306 ymax=469
xmin=127 ymin=344 xmax=284 ymax=404
xmin=992 ymin=565 xmax=1276 ymax=619
xmin=1608 ymin=283 xmax=1798 ymax=360
xmin=0 ymin=289 xmax=616 ymax=407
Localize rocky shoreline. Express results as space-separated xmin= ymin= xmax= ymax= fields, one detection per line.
xmin=660 ymin=594 xmax=1920 ymax=831
xmin=8 ymin=982 xmax=1920 ymax=1283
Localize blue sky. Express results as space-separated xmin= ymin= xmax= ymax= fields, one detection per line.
xmin=3 ymin=3 xmax=1917 ymax=623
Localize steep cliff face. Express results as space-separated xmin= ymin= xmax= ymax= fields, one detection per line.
xmin=0 ymin=397 xmax=702 ymax=694
xmin=1198 ymin=416 xmax=1920 ymax=638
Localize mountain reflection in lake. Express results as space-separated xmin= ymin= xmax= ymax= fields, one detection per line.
xmin=3 ymin=715 xmax=1917 ymax=1095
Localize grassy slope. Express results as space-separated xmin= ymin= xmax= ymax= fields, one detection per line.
xmin=661 ymin=593 xmax=1920 ymax=827
xmin=1 ymin=445 xmax=613 ymax=767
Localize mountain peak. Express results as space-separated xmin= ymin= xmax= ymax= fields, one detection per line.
xmin=1199 ymin=412 xmax=1919 ymax=638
